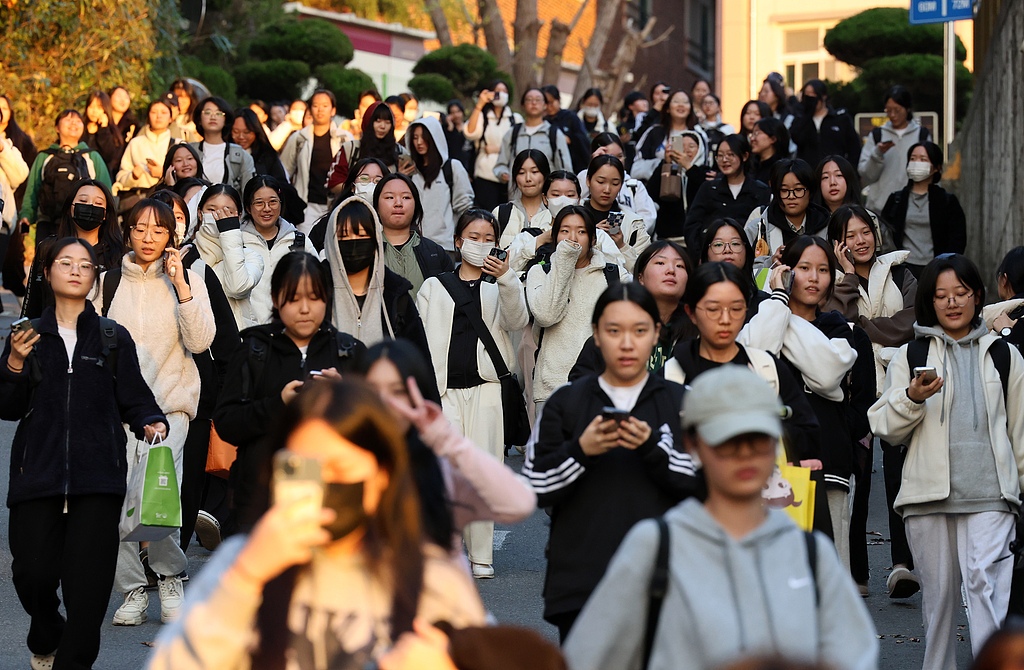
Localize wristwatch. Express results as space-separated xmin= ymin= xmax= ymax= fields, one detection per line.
xmin=1000 ymin=327 xmax=1013 ymax=338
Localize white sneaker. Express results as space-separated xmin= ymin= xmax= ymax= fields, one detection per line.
xmin=471 ymin=563 xmax=495 ymax=579
xmin=30 ymin=653 xmax=55 ymax=670
xmin=194 ymin=510 xmax=222 ymax=551
xmin=112 ymin=587 xmax=148 ymax=626
xmin=886 ymin=565 xmax=921 ymax=599
xmin=158 ymin=575 xmax=184 ymax=623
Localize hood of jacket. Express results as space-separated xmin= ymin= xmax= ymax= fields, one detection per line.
xmin=406 ymin=115 xmax=449 ymax=164
xmin=681 ymin=129 xmax=709 ymax=169
xmin=323 ymin=195 xmax=394 ymax=344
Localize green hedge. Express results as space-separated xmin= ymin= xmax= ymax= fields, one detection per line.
xmin=315 ymin=65 xmax=376 ymax=115
xmin=234 ymin=60 xmax=312 ymax=103
xmin=248 ymin=17 xmax=354 ymax=70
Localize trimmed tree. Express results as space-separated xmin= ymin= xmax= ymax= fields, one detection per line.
xmin=315 ymin=65 xmax=377 ymax=115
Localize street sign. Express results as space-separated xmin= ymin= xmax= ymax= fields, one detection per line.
xmin=909 ymin=0 xmax=973 ymax=25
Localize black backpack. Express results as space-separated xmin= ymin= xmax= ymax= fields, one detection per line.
xmin=38 ymin=148 xmax=90 ymax=222
xmin=497 ymin=202 xmax=515 ymax=237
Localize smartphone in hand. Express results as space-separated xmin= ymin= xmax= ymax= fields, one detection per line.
xmin=606 ymin=211 xmax=625 ymax=236
xmin=481 ymin=248 xmax=508 ymax=284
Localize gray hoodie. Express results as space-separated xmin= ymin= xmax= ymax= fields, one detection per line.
xmin=563 ymin=498 xmax=878 ymax=670
xmin=405 ymin=116 xmax=474 ymax=252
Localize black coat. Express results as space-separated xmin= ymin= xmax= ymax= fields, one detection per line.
xmin=0 ymin=303 xmax=166 ymax=506
xmin=881 ymin=183 xmax=967 ymax=257
xmin=83 ymin=124 xmax=126 ymax=178
xmin=684 ymin=175 xmax=771 ymax=251
xmin=413 ymin=235 xmax=455 ymax=280
xmin=523 ymin=373 xmax=698 ymax=619
xmin=547 ymin=109 xmax=591 ymax=173
xmin=647 ymin=162 xmax=714 ymax=239
xmin=789 ymin=107 xmax=861 ymax=168
xmin=752 ymin=151 xmax=784 ymax=186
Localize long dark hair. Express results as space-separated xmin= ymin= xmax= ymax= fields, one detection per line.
xmin=192 ymin=96 xmax=234 ymax=143
xmin=170 ymin=79 xmax=198 ymax=118
xmin=234 ymin=107 xmax=276 ymax=159
xmin=123 ymin=199 xmax=179 ymax=249
xmin=739 ymin=100 xmax=773 ymax=135
xmin=197 ymin=183 xmax=243 ymax=215
xmin=997 ymin=247 xmax=1024 ymax=296
xmin=779 ymin=236 xmax=838 ymax=302
xmin=251 ymin=380 xmax=424 ymax=670
xmin=57 ymin=179 xmax=123 ymax=271
xmin=826 ymin=205 xmax=880 ymax=257
xmin=683 ymin=261 xmax=750 ymax=312
xmin=813 ymin=155 xmax=861 ymax=209
xmin=754 ymin=117 xmax=790 ymax=158
xmin=84 ymin=91 xmax=124 ymax=147
xmin=512 ymin=149 xmax=550 ymax=191
xmin=768 ymin=158 xmax=814 ymax=219
xmin=341 ymin=157 xmax=389 ymax=202
xmin=660 ymin=90 xmax=699 ymax=130
xmin=408 ymin=121 xmax=442 ymax=186
xmin=552 ymin=204 xmax=596 ymax=250
xmin=634 ymin=240 xmax=699 ymax=346
xmin=0 ymin=94 xmax=32 ymax=148
xmin=242 ymin=175 xmax=285 ymax=224
xmin=361 ymin=102 xmax=401 ymax=167
xmin=907 ymin=141 xmax=943 ymax=184
xmin=718 ymin=134 xmax=752 ymax=174
xmin=162 ymin=142 xmax=206 ymax=183
xmin=592 ymin=281 xmax=661 ymax=327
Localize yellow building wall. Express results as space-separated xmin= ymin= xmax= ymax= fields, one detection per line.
xmin=717 ymin=0 xmax=974 ymax=130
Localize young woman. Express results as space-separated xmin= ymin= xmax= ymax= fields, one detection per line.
xmin=169 ymin=79 xmax=199 ymax=143
xmin=824 ymin=203 xmax=918 ymax=596
xmin=816 ymin=155 xmax=896 ymax=254
xmin=790 ymin=79 xmax=861 ymax=168
xmin=740 ymin=236 xmax=865 ymax=550
xmin=189 ymin=97 xmax=256 ymax=194
xmin=323 ymin=196 xmax=432 ymax=359
xmin=859 ymin=85 xmax=931 ymax=213
xmin=664 ymin=261 xmax=820 ymax=460
xmin=98 ymin=199 xmax=215 ymax=626
xmin=312 ymin=157 xmax=388 ymax=251
xmin=582 ymin=154 xmax=650 ymax=271
xmin=116 ymin=98 xmax=175 ymax=191
xmin=523 ymin=282 xmax=700 ymax=641
xmin=760 ymin=73 xmax=793 ymax=122
xmin=108 ymin=86 xmax=139 ymax=143
xmin=738 ymin=99 xmax=773 ymax=141
xmin=405 ymin=116 xmax=474 ymax=253
xmin=697 ymin=218 xmax=769 ymax=321
xmin=0 ymin=102 xmax=29 ymax=233
xmin=0 ymin=93 xmax=39 ymax=206
xmin=82 ymin=90 xmax=126 ymax=176
xmin=374 ymin=172 xmax=454 ymax=298
xmin=443 ymin=99 xmax=475 ymax=170
xmin=563 ymin=365 xmax=878 ymax=670
xmin=495 ymin=149 xmax=551 ymax=249
xmin=881 ymin=141 xmax=966 ymax=278
xmin=868 ymin=254 xmax=1024 ymax=670
xmin=699 ymin=93 xmax=736 ymax=142
xmin=685 ymin=134 xmax=771 ymax=251
xmin=193 ymin=184 xmax=265 ymax=331
xmin=241 ymin=175 xmax=318 ymax=324
xmin=493 ymin=88 xmax=571 ymax=191
xmin=415 ymin=210 xmax=530 ymax=577
xmin=152 ymin=380 xmax=487 ymax=669
xmin=570 ymin=240 xmax=698 ymax=379
xmin=633 ymin=89 xmax=707 ymax=183
xmin=638 ymin=124 xmax=713 ymax=243
xmin=576 ymin=133 xmax=658 ymax=229
xmin=326 ymin=101 xmax=406 ymax=188
xmin=1 ymin=237 xmax=166 ymax=670
xmin=744 ymin=158 xmax=830 ymax=273
xmin=159 ymin=143 xmax=207 ymax=192
xmin=463 ymin=81 xmax=522 ymax=211
xmin=749 ymin=116 xmax=790 ymax=186
xmin=526 ymin=205 xmax=629 ymax=410
xmin=985 ymin=246 xmax=1024 ymax=349
xmin=231 ymin=108 xmax=288 ymax=184
xmin=576 ymin=88 xmax=612 ymax=140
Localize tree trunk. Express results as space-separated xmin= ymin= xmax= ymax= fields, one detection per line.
xmin=424 ymin=0 xmax=454 ymax=47
xmin=573 ymin=0 xmax=622 ymax=101
xmin=478 ymin=0 xmax=513 ymax=78
xmin=542 ymin=19 xmax=572 ymax=88
xmin=601 ymin=17 xmax=672 ymax=119
xmin=512 ymin=0 xmax=542 ymax=93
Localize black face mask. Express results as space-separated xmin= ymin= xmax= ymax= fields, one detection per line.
xmin=72 ymin=203 xmax=106 ymax=231
xmin=338 ymin=238 xmax=376 ymax=274
xmin=322 ymin=481 xmax=368 ymax=541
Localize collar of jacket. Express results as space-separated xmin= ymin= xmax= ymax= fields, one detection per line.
xmin=35 ymin=301 xmax=100 ymax=336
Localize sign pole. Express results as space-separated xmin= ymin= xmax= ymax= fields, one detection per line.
xmin=942 ymin=21 xmax=955 ymax=163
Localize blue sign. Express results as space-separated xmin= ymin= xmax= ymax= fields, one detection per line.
xmin=909 ymin=0 xmax=974 ymax=24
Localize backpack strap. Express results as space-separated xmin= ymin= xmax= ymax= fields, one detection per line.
xmin=334 ymin=330 xmax=358 ymax=361
xmin=920 ymin=126 xmax=929 ymax=143
xmin=240 ymin=337 xmax=269 ymax=403
xmin=437 ymin=273 xmax=513 ymax=380
xmin=98 ymin=316 xmax=119 ymax=378
xmin=510 ymin=123 xmax=522 ymax=152
xmin=805 ymin=530 xmax=819 ymax=607
xmin=603 ymin=263 xmax=620 ymax=287
xmin=871 ymin=127 xmax=882 ymax=144
xmin=442 ymin=158 xmax=453 ymax=190
xmin=890 ymin=265 xmax=908 ymax=293
xmin=497 ymin=202 xmax=514 ymax=237
xmin=548 ymin=124 xmax=560 ymax=163
xmin=906 ymin=338 xmax=930 ymax=385
xmin=989 ymin=338 xmax=1012 ymax=402
xmin=642 ymin=516 xmax=670 ymax=669
xmin=101 ymin=268 xmax=122 ymax=317
xmin=290 ymin=231 xmax=307 ymax=253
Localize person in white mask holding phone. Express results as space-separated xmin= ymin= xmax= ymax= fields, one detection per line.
xmin=495 ymin=149 xmax=552 ymax=249
xmin=881 ymin=141 xmax=966 ymax=279
xmin=415 ymin=208 xmax=529 ymax=578
xmin=464 ymin=81 xmax=522 ymax=212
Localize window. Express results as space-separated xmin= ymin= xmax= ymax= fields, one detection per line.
xmin=801 ymin=62 xmax=820 ymax=84
xmin=625 ymin=0 xmax=653 ymax=27
xmin=687 ymin=0 xmax=715 ymax=76
xmin=784 ymin=29 xmax=819 ymax=54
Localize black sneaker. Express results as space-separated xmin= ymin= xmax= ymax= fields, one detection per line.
xmin=139 ymin=547 xmax=158 ymax=590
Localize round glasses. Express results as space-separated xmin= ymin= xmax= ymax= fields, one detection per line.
xmin=933 ymin=292 xmax=974 ymax=308
xmin=53 ymin=259 xmax=96 ymax=274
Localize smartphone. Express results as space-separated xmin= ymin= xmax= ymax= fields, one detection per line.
xmin=398 ymin=155 xmax=415 ymax=172
xmin=879 ymin=126 xmax=899 ymax=143
xmin=844 ymin=249 xmax=856 ymax=266
xmin=781 ymin=270 xmax=794 ymax=294
xmin=11 ymin=317 xmax=36 ymax=341
xmin=913 ymin=367 xmax=938 ymax=385
xmin=670 ymin=135 xmax=684 ymax=157
xmin=606 ymin=211 xmax=625 ymax=236
xmin=481 ymin=248 xmax=508 ymax=284
xmin=272 ymin=451 xmax=323 ymax=513
xmin=601 ymin=406 xmax=631 ymax=423
xmin=306 ymin=369 xmax=324 ymax=382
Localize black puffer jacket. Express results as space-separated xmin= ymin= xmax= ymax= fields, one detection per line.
xmin=0 ymin=303 xmax=166 ymax=506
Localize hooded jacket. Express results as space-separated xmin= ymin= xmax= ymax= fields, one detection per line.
xmin=405 ymin=116 xmax=474 ymax=251
xmin=188 ymin=140 xmax=256 ymax=194
xmin=577 ymin=168 xmax=658 ymax=234
xmin=631 ymin=125 xmax=711 ymax=182
xmin=116 ymin=127 xmax=176 ymax=189
xmin=634 ymin=129 xmax=715 ymax=239
xmin=323 ymin=196 xmax=433 ymax=358
xmin=19 ymin=142 xmax=113 ymax=223
xmin=858 ymin=118 xmax=930 ymax=213
xmin=280 ymin=122 xmax=348 ymax=205
xmin=0 ymin=303 xmax=166 ymax=506
xmin=869 ymin=324 xmax=1024 ymax=516
xmin=463 ymin=104 xmax=521 ymax=184
xmin=193 ymin=214 xmax=267 ymax=331
xmin=326 ymin=101 xmax=407 ymax=188
xmin=526 ymin=240 xmax=631 ymax=403
xmin=0 ymin=136 xmax=29 ymax=227
xmin=563 ymin=499 xmax=879 ymax=670
xmin=241 ymin=217 xmax=318 ymax=325
xmin=744 ymin=202 xmax=832 ymax=273
xmin=881 ymin=183 xmax=967 ymax=258
xmin=522 ymin=373 xmax=699 ymax=620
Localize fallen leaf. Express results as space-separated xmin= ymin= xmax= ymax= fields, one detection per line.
xmin=142 ymin=641 xmax=154 ymax=647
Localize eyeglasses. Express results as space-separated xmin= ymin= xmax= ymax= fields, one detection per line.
xmin=933 ymin=291 xmax=974 ymax=307
xmin=355 ymin=175 xmax=383 ymax=184
xmin=715 ymin=152 xmax=737 ymax=162
xmin=695 ymin=304 xmax=746 ymax=320
xmin=251 ymin=198 xmax=280 ymax=209
xmin=53 ymin=259 xmax=96 ymax=274
xmin=709 ymin=241 xmax=744 ymax=253
xmin=714 ymin=437 xmax=776 ymax=458
xmin=201 ymin=110 xmax=225 ymax=118
xmin=780 ymin=187 xmax=808 ymax=199
xmin=129 ymin=224 xmax=170 ymax=239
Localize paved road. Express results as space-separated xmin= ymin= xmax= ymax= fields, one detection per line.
xmin=0 ymin=290 xmax=974 ymax=669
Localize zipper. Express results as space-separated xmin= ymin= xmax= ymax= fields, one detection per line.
xmin=64 ymin=357 xmax=72 ymax=497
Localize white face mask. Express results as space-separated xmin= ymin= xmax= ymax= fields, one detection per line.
xmin=288 ymin=110 xmax=304 ymax=126
xmin=582 ymin=106 xmax=600 ymax=120
xmin=906 ymin=160 xmax=933 ymax=183
xmin=494 ymin=91 xmax=509 ymax=107
xmin=459 ymin=239 xmax=492 ymax=267
xmin=546 ymin=195 xmax=579 ymax=217
xmin=353 ymin=182 xmax=376 ymax=201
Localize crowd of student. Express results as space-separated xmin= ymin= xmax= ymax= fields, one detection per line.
xmin=0 ymin=69 xmax=1022 ymax=670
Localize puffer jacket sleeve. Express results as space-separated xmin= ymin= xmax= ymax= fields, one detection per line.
xmin=507 ymin=230 xmax=541 ymax=273
xmin=209 ymin=216 xmax=265 ymax=298
xmin=177 ymin=268 xmax=217 ymax=354
xmin=450 ymin=159 xmax=474 ymax=217
xmin=867 ymin=344 xmax=927 ymax=446
xmin=526 ymin=240 xmax=581 ymax=328
xmin=0 ymin=138 xmax=29 ymax=190
xmin=495 ymin=269 xmax=529 ymax=332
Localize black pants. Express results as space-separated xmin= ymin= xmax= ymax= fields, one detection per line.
xmin=849 ymin=441 xmax=873 ymax=584
xmin=473 ymin=177 xmax=508 ymax=212
xmin=546 ymin=609 xmax=580 ymax=644
xmin=882 ymin=440 xmax=913 ymax=568
xmin=9 ymin=494 xmax=122 ymax=670
xmin=179 ymin=418 xmax=211 ymax=552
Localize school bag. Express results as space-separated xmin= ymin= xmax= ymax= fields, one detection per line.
xmin=38 ymin=148 xmax=90 ymax=222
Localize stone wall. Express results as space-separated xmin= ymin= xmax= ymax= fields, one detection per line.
xmin=950 ymin=0 xmax=1024 ymax=286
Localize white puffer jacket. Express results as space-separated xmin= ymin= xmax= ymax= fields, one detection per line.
xmin=242 ymin=218 xmax=319 ymax=326
xmin=116 ymin=127 xmax=175 ymax=189
xmin=193 ymin=215 xmax=266 ymax=331
xmin=0 ymin=137 xmax=29 ymax=227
